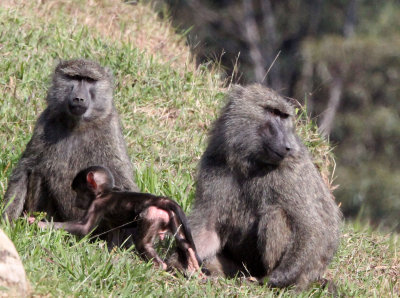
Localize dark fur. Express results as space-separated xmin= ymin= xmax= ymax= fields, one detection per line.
xmin=42 ymin=166 xmax=202 ymax=272
xmin=3 ymin=59 xmax=137 ymax=223
xmin=188 ymin=84 xmax=342 ymax=290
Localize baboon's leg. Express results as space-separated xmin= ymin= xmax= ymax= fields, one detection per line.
xmin=258 ymin=205 xmax=291 ymax=272
xmin=267 ymin=224 xmax=313 ymax=288
xmin=204 ymin=253 xmax=243 ymax=277
xmin=134 ymin=218 xmax=167 ymax=270
xmin=192 ymin=227 xmax=222 ymax=262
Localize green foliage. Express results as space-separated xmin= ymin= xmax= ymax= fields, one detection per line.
xmin=302 ymin=1 xmax=400 ymax=230
xmin=0 ymin=0 xmax=398 ymax=296
xmin=2 ymin=215 xmax=399 ymax=296
xmin=295 ymin=105 xmax=335 ymax=185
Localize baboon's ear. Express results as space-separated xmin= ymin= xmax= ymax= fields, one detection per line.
xmin=86 ymin=172 xmax=97 ymax=190
xmin=229 ymin=84 xmax=245 ymax=98
xmin=104 ymin=67 xmax=114 ymax=84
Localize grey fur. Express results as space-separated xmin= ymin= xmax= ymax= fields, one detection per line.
xmin=189 ymin=84 xmax=342 ymax=290
xmin=3 ymin=59 xmax=138 ymax=222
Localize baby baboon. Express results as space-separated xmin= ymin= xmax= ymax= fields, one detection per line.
xmin=188 ymin=84 xmax=342 ymax=290
xmin=35 ymin=166 xmax=202 ymax=273
xmin=3 ymin=59 xmax=138 ymax=230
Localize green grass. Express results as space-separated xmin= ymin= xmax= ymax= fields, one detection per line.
xmin=0 ymin=1 xmax=399 ymax=296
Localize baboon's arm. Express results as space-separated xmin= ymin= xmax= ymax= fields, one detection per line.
xmin=268 ymin=211 xmax=315 ymax=288
xmin=3 ymin=165 xmax=28 ymax=220
xmin=39 ymin=202 xmax=104 ymax=236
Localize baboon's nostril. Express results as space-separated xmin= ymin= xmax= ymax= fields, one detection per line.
xmin=73 ymin=97 xmax=85 ymax=103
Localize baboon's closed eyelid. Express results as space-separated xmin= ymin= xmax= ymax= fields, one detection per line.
xmin=263 ymin=106 xmax=289 ymax=119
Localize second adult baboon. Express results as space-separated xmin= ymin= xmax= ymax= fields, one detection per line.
xmin=188 ymin=84 xmax=342 ymax=290
xmin=3 ymin=59 xmax=138 ymax=235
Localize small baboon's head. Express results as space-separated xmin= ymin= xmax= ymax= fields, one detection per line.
xmin=71 ymin=165 xmax=115 ymax=209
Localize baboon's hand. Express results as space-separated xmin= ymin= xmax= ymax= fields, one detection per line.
xmin=27 ymin=216 xmax=36 ymax=225
xmin=27 ymin=217 xmax=47 ymax=228
xmin=268 ymin=270 xmax=291 ymax=288
xmin=36 ymin=221 xmax=47 ymax=228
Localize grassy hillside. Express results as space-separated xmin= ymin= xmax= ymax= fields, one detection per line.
xmin=0 ymin=0 xmax=398 ymax=296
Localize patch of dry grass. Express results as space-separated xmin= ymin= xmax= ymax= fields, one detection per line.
xmin=2 ymin=0 xmax=191 ymax=69
xmin=295 ymin=105 xmax=337 ymax=192
xmin=331 ymin=225 xmax=399 ymax=295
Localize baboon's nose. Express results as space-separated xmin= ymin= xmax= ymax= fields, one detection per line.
xmin=73 ymin=97 xmax=85 ymax=103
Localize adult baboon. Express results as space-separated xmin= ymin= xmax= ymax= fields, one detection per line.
xmin=3 ymin=59 xmax=138 ymax=230
xmin=189 ymin=84 xmax=342 ymax=290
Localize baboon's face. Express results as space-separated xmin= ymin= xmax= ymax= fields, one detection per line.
xmin=59 ymin=75 xmax=113 ymax=122
xmin=72 ymin=184 xmax=95 ymax=210
xmin=222 ymin=86 xmax=298 ymax=168
xmin=258 ymin=107 xmax=294 ymax=165
xmin=71 ymin=170 xmax=95 ymax=210
xmin=71 ymin=167 xmax=114 ymax=209
xmin=66 ymin=76 xmax=96 ymax=117
xmin=48 ymin=60 xmax=114 ymax=122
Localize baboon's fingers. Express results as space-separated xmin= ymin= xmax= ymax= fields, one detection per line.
xmin=186 ymin=247 xmax=201 ymax=271
xmin=27 ymin=216 xmax=36 ymax=225
xmin=153 ymin=259 xmax=168 ymax=271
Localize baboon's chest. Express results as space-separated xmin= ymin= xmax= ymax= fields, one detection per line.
xmin=35 ymin=132 xmax=115 ymax=213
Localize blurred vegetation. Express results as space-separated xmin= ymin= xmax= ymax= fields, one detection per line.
xmin=158 ymin=0 xmax=400 ymax=231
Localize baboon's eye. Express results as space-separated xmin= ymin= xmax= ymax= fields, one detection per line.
xmin=264 ymin=107 xmax=289 ymax=119
xmin=67 ymin=75 xmax=96 ymax=83
xmin=84 ymin=77 xmax=96 ymax=83
xmin=280 ymin=112 xmax=289 ymax=119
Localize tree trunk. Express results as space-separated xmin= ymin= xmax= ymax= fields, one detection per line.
xmin=319 ymin=76 xmax=343 ymax=137
xmin=344 ymin=0 xmax=357 ymax=37
xmin=242 ymin=0 xmax=266 ymax=83
xmin=259 ymin=0 xmax=281 ymax=90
